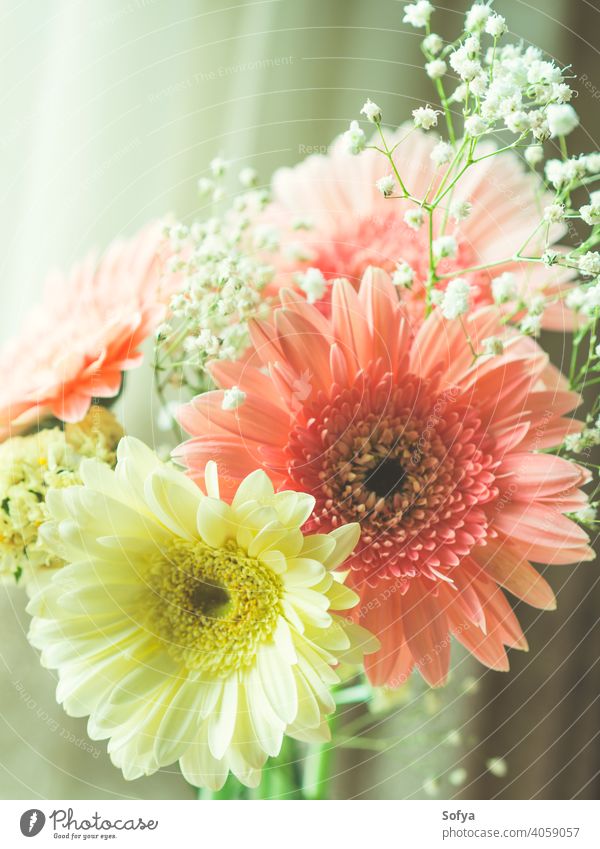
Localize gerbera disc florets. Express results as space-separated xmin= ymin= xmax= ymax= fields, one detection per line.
xmin=287 ymin=370 xmax=498 ymax=586
xmin=146 ymin=538 xmax=282 ymax=676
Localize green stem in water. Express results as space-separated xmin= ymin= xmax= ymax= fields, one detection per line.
xmin=258 ymin=736 xmax=303 ymax=800
xmin=303 ymin=715 xmax=336 ymax=800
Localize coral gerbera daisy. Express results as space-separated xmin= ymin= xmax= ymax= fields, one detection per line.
xmin=175 ymin=268 xmax=593 ymax=688
xmin=27 ymin=437 xmax=376 ymax=789
xmin=0 ymin=222 xmax=174 ymax=438
xmin=258 ymin=126 xmax=573 ymax=329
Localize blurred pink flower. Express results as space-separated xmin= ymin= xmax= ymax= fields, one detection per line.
xmin=0 ymin=222 xmax=174 ymax=437
xmin=259 ymin=127 xmax=573 ymax=330
xmin=176 ymin=268 xmax=592 ymax=687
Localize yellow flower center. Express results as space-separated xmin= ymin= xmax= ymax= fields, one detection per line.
xmin=146 ymin=539 xmax=283 ymax=677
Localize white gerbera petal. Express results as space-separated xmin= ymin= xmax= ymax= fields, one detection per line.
xmin=257 ymin=642 xmax=298 ymax=724
xmin=208 ymin=677 xmax=238 ymax=760
xmin=196 ymin=497 xmax=236 ymax=547
xmin=144 ymin=467 xmax=202 ymax=539
xmin=282 ymin=556 xmax=326 ymax=587
xmin=272 ymin=491 xmax=316 ymax=527
xmin=299 ymin=533 xmax=336 ymax=562
xmin=180 ymin=726 xmax=229 ymax=791
xmin=203 ymin=460 xmax=220 ymax=498
xmin=232 ymin=468 xmax=274 ymax=509
xmin=322 ymin=523 xmax=361 ymax=570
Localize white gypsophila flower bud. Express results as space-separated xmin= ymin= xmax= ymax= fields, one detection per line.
xmin=423 ymin=33 xmax=443 ymax=54
xmin=491 ymin=272 xmax=517 ymax=304
xmin=470 ymin=74 xmax=488 ymax=98
xmin=542 ymin=249 xmax=560 ymax=266
xmin=552 ymin=83 xmax=572 ymax=104
xmin=579 ymin=204 xmax=600 ymax=226
xmin=450 ymin=200 xmax=473 ymax=221
xmin=221 ymin=386 xmax=247 ymax=411
xmin=360 ymin=98 xmax=382 ymax=123
xmin=529 ymin=111 xmax=550 ymax=141
xmin=527 ymin=60 xmax=562 ymax=86
xmin=344 ymin=120 xmax=366 ymax=154
xmin=155 ymin=322 xmax=172 ymax=340
xmin=504 ymin=110 xmax=530 ymax=134
xmin=170 ymin=223 xmax=189 ymax=243
xmin=545 ymin=159 xmax=567 ymax=188
xmin=582 ymin=283 xmax=600 ymax=316
xmin=426 ymin=59 xmax=447 ymax=80
xmin=464 ymin=115 xmax=487 ymax=136
xmin=440 ymin=278 xmax=471 ymax=319
xmin=451 ymin=83 xmax=468 ymax=103
xmin=485 ymin=13 xmax=508 ymax=38
xmin=392 ymin=261 xmax=415 ymax=288
xmin=564 ymin=432 xmax=584 ymax=453
xmin=404 ymin=208 xmax=425 ymax=230
xmin=210 ymin=156 xmax=228 ymax=177
xmin=430 ymin=141 xmax=454 ymax=166
xmin=564 ymin=157 xmax=587 ymax=182
xmin=565 ymin=287 xmax=586 ymax=312
xmin=284 ymin=242 xmax=314 ymax=262
xmin=584 ymin=153 xmax=600 ymax=174
xmin=524 ymin=145 xmax=544 ymax=167
xmin=544 ymin=203 xmax=565 ymax=223
xmin=167 ymin=257 xmax=185 ymax=275
xmin=578 ymin=251 xmax=600 ymax=276
xmin=449 ymin=51 xmax=481 ymax=82
xmin=547 ymin=103 xmax=579 ymax=138
xmin=212 ymin=186 xmax=225 ymax=203
xmin=297 ymin=267 xmax=327 ymax=303
xmin=376 ymin=174 xmax=396 ymax=197
xmin=433 ymin=235 xmax=458 ymax=260
xmin=482 ymin=336 xmax=504 ymax=356
xmin=463 ymin=35 xmax=480 ymax=54
xmin=412 ymin=106 xmax=439 ymax=130
xmin=197 ymin=328 xmax=221 ymax=357
xmin=573 ymin=505 xmax=597 ymax=525
xmin=520 ymin=313 xmax=542 ymax=336
xmin=403 ymin=0 xmax=433 ymax=28
xmin=197 ymin=177 xmax=214 ymax=196
xmin=238 ymin=167 xmax=258 ymax=188
xmin=528 ymin=295 xmax=546 ymax=315
xmin=591 ymin=191 xmax=600 ymax=205
xmin=253 ymin=225 xmax=280 ymax=252
xmin=465 ymin=3 xmax=491 ymax=32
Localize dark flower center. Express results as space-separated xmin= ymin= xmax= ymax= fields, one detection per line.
xmin=189 ymin=579 xmax=231 ymax=618
xmin=365 ymin=457 xmax=407 ymax=498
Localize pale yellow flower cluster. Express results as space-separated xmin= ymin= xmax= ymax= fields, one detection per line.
xmin=0 ymin=406 xmax=123 ymax=583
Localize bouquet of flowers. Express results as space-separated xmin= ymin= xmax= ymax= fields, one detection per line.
xmin=2 ymin=1 xmax=598 ymax=800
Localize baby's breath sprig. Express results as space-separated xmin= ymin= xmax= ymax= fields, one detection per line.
xmin=346 ymin=3 xmax=598 ymax=319
xmin=153 ymin=178 xmax=275 ymax=427
xmin=343 ymin=1 xmax=599 ymax=518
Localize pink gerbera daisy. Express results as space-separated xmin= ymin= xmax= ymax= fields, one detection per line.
xmin=0 ymin=222 xmax=175 ymax=437
xmin=259 ymin=127 xmax=573 ymax=330
xmin=175 ymin=268 xmax=593 ymax=687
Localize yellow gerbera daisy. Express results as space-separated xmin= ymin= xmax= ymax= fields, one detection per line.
xmin=27 ymin=437 xmax=377 ymax=790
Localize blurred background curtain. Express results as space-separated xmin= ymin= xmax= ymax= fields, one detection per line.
xmin=0 ymin=0 xmax=598 ymax=799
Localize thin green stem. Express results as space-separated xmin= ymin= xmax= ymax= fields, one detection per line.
xmin=303 ymin=715 xmax=336 ymax=800
xmin=376 ymin=123 xmax=409 ymax=197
